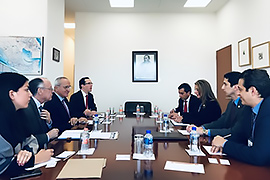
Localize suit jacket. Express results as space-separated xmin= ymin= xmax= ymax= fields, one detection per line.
xmin=69 ymin=90 xmax=97 ymax=118
xmin=183 ymin=99 xmax=221 ymax=126
xmin=223 ymin=97 xmax=270 ymax=166
xmin=175 ymin=94 xmax=201 ymax=122
xmin=16 ymin=98 xmax=49 ymax=149
xmin=44 ymin=93 xmax=72 ymax=134
xmin=203 ymin=99 xmax=245 ymax=136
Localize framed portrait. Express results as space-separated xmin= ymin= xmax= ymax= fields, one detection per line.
xmin=252 ymin=41 xmax=270 ymax=69
xmin=0 ymin=36 xmax=44 ymax=75
xmin=52 ymin=47 xmax=60 ymax=62
xmin=238 ymin=37 xmax=251 ymax=67
xmin=132 ymin=51 xmax=158 ymax=82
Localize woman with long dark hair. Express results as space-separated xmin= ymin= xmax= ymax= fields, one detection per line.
xmin=0 ymin=72 xmax=53 ymax=176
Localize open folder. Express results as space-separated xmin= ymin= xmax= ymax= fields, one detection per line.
xmin=57 ymin=158 xmax=106 ymax=179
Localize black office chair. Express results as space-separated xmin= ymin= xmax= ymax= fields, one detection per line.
xmin=124 ymin=101 xmax=152 ymax=117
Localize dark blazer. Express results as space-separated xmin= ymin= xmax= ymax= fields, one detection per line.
xmin=69 ymin=90 xmax=97 ymax=118
xmin=183 ymin=99 xmax=221 ymax=126
xmin=175 ymin=94 xmax=201 ymax=122
xmin=17 ymin=98 xmax=49 ymax=149
xmin=44 ymin=93 xmax=72 ymax=134
xmin=203 ymin=99 xmax=245 ymax=136
xmin=223 ymin=97 xmax=270 ymax=166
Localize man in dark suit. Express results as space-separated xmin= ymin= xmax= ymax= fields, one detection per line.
xmin=169 ymin=83 xmax=200 ymax=122
xmin=187 ymin=72 xmax=245 ymax=137
xmin=44 ymin=77 xmax=77 ymax=133
xmin=17 ymin=78 xmax=59 ymax=149
xmin=212 ymin=69 xmax=270 ymax=166
xmin=69 ymin=77 xmax=97 ymax=120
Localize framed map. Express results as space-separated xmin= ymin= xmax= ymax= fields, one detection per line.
xmin=0 ymin=36 xmax=44 ymax=75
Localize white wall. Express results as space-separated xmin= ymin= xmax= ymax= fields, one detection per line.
xmin=217 ymin=0 xmax=270 ymax=74
xmin=0 ymin=0 xmax=64 ymax=83
xmin=75 ymin=13 xmax=218 ymax=112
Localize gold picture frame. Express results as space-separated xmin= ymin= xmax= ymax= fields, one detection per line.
xmin=238 ymin=37 xmax=251 ymax=67
xmin=252 ymin=41 xmax=270 ymax=69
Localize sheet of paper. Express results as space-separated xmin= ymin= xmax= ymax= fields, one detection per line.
xmin=102 ymin=121 xmax=112 ymax=125
xmin=46 ymin=160 xmax=57 ymax=168
xmin=90 ymin=131 xmax=118 ymax=139
xmin=178 ymin=129 xmax=190 ymax=135
xmin=159 ymin=128 xmax=174 ymax=133
xmin=185 ymin=149 xmax=206 ymax=156
xmin=133 ymin=112 xmax=145 ymax=115
xmin=208 ymin=158 xmax=219 ymax=164
xmin=164 ymin=161 xmax=205 ymax=174
xmin=133 ymin=153 xmax=155 ymax=160
xmin=87 ymin=120 xmax=93 ymax=125
xmin=77 ymin=148 xmax=95 ymax=155
xmin=116 ymin=114 xmax=126 ymax=118
xmin=203 ymin=145 xmax=226 ymax=156
xmin=56 ymin=151 xmax=76 ymax=159
xmin=170 ymin=120 xmax=190 ymax=126
xmin=116 ymin=154 xmax=131 ymax=160
xmin=220 ymin=159 xmax=230 ymax=165
xmin=149 ymin=115 xmax=158 ymax=118
xmin=26 ymin=157 xmax=60 ymax=171
xmin=155 ymin=120 xmax=163 ymax=123
xmin=58 ymin=130 xmax=84 ymax=139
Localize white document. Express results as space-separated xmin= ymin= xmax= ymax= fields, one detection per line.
xmin=149 ymin=115 xmax=158 ymax=118
xmin=77 ymin=148 xmax=95 ymax=155
xmin=116 ymin=154 xmax=131 ymax=161
xmin=159 ymin=128 xmax=173 ymax=133
xmin=170 ymin=120 xmax=190 ymax=126
xmin=116 ymin=114 xmax=126 ymax=118
xmin=164 ymin=161 xmax=205 ymax=174
xmin=45 ymin=160 xmax=57 ymax=168
xmin=185 ymin=149 xmax=206 ymax=156
xmin=203 ymin=145 xmax=226 ymax=156
xmin=220 ymin=159 xmax=230 ymax=165
xmin=178 ymin=129 xmax=190 ymax=135
xmin=56 ymin=151 xmax=76 ymax=159
xmin=102 ymin=121 xmax=112 ymax=125
xmin=133 ymin=153 xmax=155 ymax=160
xmin=90 ymin=131 xmax=118 ymax=139
xmin=208 ymin=158 xmax=219 ymax=164
xmin=133 ymin=112 xmax=145 ymax=115
xmin=155 ymin=120 xmax=163 ymax=123
xmin=26 ymin=157 xmax=60 ymax=171
xmin=87 ymin=120 xmax=93 ymax=125
xmin=58 ymin=130 xmax=84 ymax=139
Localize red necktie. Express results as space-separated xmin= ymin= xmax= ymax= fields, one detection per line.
xmin=183 ymin=100 xmax=187 ymax=113
xmin=85 ymin=95 xmax=88 ymax=109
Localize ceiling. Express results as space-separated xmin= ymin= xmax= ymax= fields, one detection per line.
xmin=64 ymin=0 xmax=229 ymax=39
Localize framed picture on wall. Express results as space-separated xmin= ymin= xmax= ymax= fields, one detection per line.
xmin=132 ymin=51 xmax=158 ymax=82
xmin=238 ymin=37 xmax=251 ymax=67
xmin=52 ymin=47 xmax=60 ymax=62
xmin=252 ymin=41 xmax=270 ymax=69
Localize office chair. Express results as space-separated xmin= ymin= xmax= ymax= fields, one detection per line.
xmin=124 ymin=100 xmax=152 ymax=117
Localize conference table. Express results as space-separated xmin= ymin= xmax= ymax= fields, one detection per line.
xmin=32 ymin=115 xmax=270 ymax=180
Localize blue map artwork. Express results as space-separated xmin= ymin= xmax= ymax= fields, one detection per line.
xmin=0 ymin=36 xmax=43 ymax=75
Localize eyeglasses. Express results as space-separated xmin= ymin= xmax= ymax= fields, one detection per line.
xmin=62 ymin=85 xmax=72 ymax=89
xmin=85 ymin=82 xmax=93 ymax=85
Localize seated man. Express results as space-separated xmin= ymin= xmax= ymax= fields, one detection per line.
xmin=187 ymin=72 xmax=245 ymax=137
xmin=211 ymin=69 xmax=270 ymax=166
xmin=44 ymin=77 xmax=77 ymax=133
xmin=69 ymin=77 xmax=97 ymax=120
xmin=169 ymin=83 xmax=200 ymax=123
xmin=17 ymin=78 xmax=59 ymax=149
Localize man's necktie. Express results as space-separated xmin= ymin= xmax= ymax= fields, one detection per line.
xmin=251 ymin=111 xmax=257 ymax=140
xmin=39 ymin=105 xmax=43 ymax=113
xmin=183 ymin=100 xmax=187 ymax=113
xmin=62 ymin=99 xmax=71 ymax=118
xmin=85 ymin=95 xmax=88 ymax=109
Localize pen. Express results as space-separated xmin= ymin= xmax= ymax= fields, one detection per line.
xmin=223 ymin=134 xmax=231 ymax=139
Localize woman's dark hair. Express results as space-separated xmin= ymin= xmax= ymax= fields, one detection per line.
xmin=195 ymin=79 xmax=218 ymax=105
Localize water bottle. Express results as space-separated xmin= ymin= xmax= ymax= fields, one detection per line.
xmin=154 ymin=105 xmax=159 ymax=116
xmin=190 ymin=127 xmax=200 ymax=152
xmin=163 ymin=114 xmax=169 ymax=131
xmin=136 ymin=104 xmax=140 ymax=114
xmin=80 ymin=128 xmax=90 ymax=152
xmin=94 ymin=114 xmax=99 ymax=131
xmin=119 ymin=105 xmax=123 ymax=115
xmin=143 ymin=130 xmax=153 ymax=157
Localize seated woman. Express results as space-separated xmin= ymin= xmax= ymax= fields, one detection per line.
xmin=173 ymin=79 xmax=221 ymax=126
xmin=0 ymin=72 xmax=54 ymax=176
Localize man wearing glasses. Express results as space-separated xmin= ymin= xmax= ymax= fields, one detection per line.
xmin=44 ymin=77 xmax=76 ymax=133
xmin=69 ymin=77 xmax=97 ymax=122
xmin=17 ymin=78 xmax=59 ymax=149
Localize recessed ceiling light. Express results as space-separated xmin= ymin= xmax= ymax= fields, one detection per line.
xmin=109 ymin=0 xmax=134 ymax=8
xmin=64 ymin=23 xmax=75 ymax=29
xmin=184 ymin=0 xmax=212 ymax=7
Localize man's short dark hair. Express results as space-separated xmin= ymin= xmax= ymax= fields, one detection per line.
xmin=240 ymin=69 xmax=270 ymax=98
xmin=79 ymin=77 xmax=90 ymax=89
xmin=224 ymin=71 xmax=241 ymax=87
xmin=29 ymin=78 xmax=44 ymax=96
xmin=178 ymin=83 xmax=191 ymax=93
